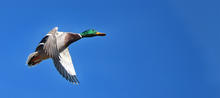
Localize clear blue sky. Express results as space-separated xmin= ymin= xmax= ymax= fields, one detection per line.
xmin=0 ymin=0 xmax=219 ymax=98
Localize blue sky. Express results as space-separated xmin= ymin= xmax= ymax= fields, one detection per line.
xmin=0 ymin=0 xmax=220 ymax=98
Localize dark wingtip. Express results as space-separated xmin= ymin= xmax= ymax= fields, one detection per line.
xmin=71 ymin=75 xmax=80 ymax=85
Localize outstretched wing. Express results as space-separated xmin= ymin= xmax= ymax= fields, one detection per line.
xmin=43 ymin=27 xmax=59 ymax=58
xmin=52 ymin=48 xmax=79 ymax=84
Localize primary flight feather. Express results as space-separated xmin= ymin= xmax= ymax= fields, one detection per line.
xmin=26 ymin=27 xmax=106 ymax=84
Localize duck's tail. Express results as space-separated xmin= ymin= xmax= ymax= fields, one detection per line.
xmin=26 ymin=52 xmax=42 ymax=67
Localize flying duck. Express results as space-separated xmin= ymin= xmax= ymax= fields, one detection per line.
xmin=26 ymin=27 xmax=106 ymax=84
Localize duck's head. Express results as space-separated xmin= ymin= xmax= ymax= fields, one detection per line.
xmin=80 ymin=29 xmax=106 ymax=38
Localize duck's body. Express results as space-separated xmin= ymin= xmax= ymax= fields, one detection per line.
xmin=27 ymin=29 xmax=81 ymax=66
xmin=26 ymin=27 xmax=105 ymax=84
xmin=56 ymin=32 xmax=82 ymax=52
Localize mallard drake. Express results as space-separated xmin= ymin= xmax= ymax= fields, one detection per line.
xmin=26 ymin=27 xmax=106 ymax=84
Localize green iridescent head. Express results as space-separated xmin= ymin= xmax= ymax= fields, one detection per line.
xmin=80 ymin=29 xmax=106 ymax=37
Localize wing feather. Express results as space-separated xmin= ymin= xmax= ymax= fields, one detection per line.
xmin=43 ymin=27 xmax=59 ymax=58
xmin=52 ymin=48 xmax=79 ymax=84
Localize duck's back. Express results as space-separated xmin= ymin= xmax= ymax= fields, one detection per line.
xmin=55 ymin=32 xmax=81 ymax=52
